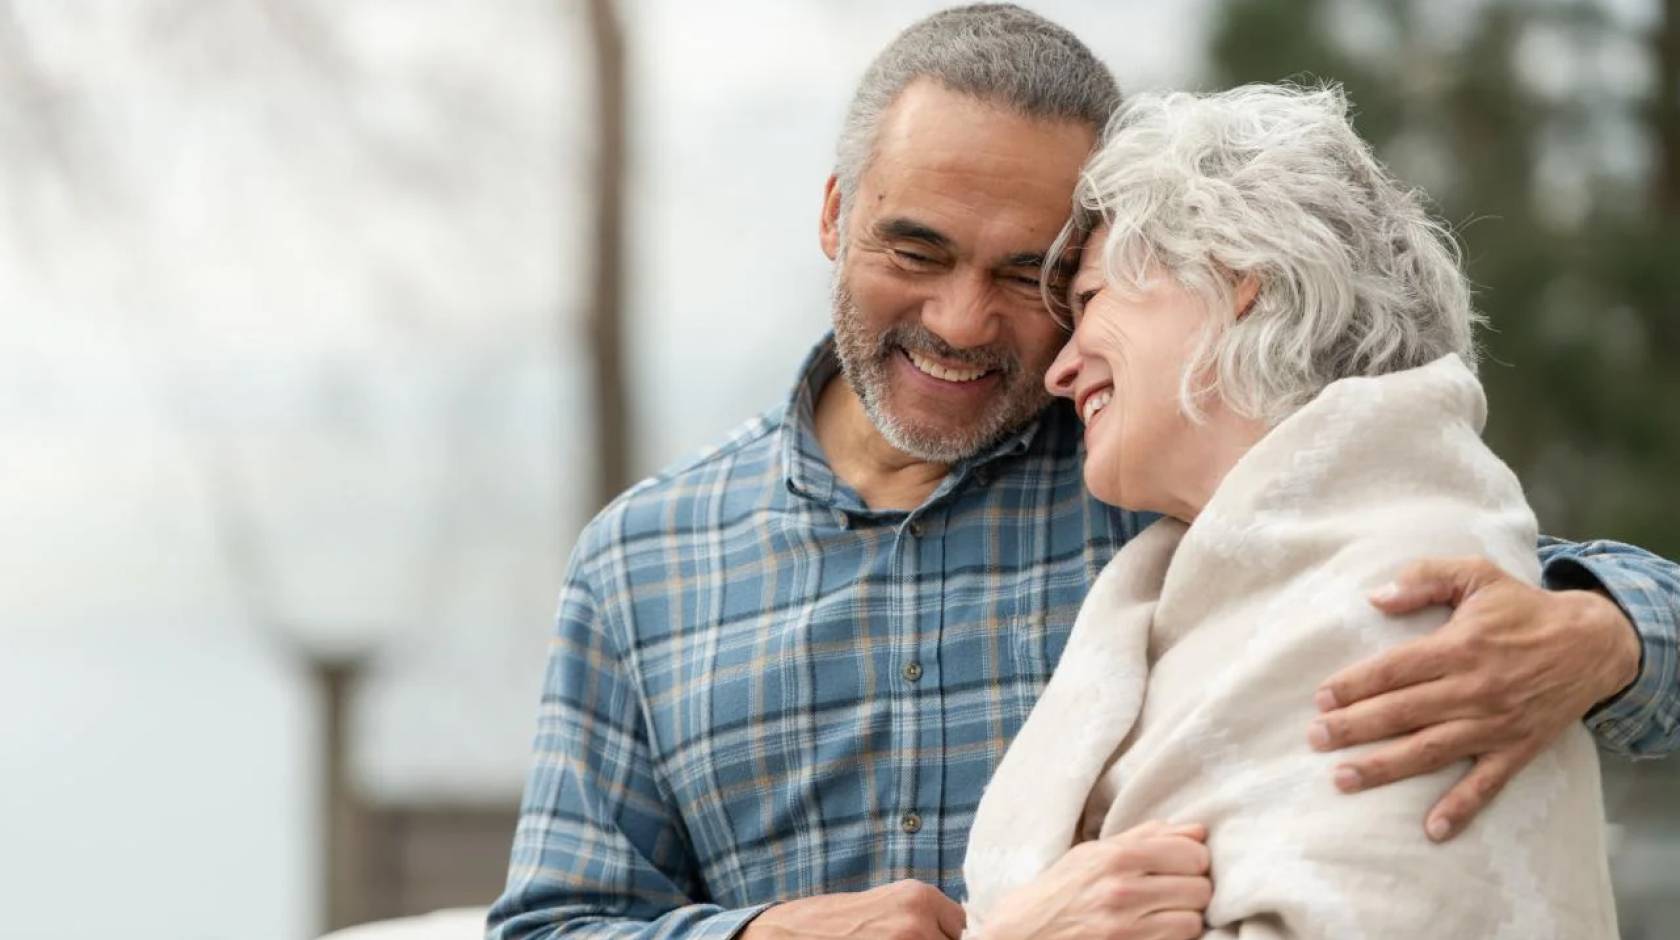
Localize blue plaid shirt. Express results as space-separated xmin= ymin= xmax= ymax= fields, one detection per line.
xmin=489 ymin=337 xmax=1680 ymax=939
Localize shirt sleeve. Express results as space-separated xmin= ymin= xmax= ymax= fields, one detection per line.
xmin=487 ymin=534 xmax=772 ymax=939
xmin=1538 ymin=535 xmax=1680 ymax=759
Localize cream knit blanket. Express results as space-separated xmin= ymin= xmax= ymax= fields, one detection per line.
xmin=963 ymin=355 xmax=1617 ymax=938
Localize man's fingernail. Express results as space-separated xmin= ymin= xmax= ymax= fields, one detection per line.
xmin=1369 ymin=583 xmax=1400 ymax=604
xmin=1427 ymin=816 xmax=1452 ymax=841
xmin=1314 ymin=688 xmax=1338 ymax=712
xmin=1333 ymin=766 xmax=1362 ymax=792
xmin=1307 ymin=721 xmax=1331 ymax=750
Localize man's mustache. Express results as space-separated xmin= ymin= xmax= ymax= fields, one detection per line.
xmin=877 ymin=324 xmax=1018 ymax=377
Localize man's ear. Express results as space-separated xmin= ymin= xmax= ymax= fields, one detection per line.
xmin=819 ymin=174 xmax=842 ymax=261
xmin=1234 ymin=273 xmax=1262 ymax=320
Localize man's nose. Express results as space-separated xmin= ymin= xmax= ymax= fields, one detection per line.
xmin=921 ymin=271 xmax=1000 ymax=350
xmin=1044 ymin=339 xmax=1081 ymax=399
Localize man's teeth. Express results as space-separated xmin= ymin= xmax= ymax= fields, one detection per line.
xmin=1082 ymin=388 xmax=1113 ymax=425
xmin=906 ymin=348 xmax=990 ymax=383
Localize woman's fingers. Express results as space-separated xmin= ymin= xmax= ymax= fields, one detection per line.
xmin=1116 ymin=874 xmax=1214 ymax=914
xmin=1136 ymin=909 xmax=1208 ymax=940
xmin=1106 ymin=828 xmax=1212 ymax=876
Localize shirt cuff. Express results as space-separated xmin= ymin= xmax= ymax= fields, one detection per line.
xmin=1542 ymin=553 xmax=1678 ymax=755
xmin=711 ymin=903 xmax=775 ymax=940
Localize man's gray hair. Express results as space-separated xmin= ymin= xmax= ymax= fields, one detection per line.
xmin=1051 ymin=83 xmax=1481 ymax=425
xmin=834 ymin=3 xmax=1119 ymax=226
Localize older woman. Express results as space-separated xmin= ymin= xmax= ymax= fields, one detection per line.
xmin=962 ymin=85 xmax=1617 ymax=938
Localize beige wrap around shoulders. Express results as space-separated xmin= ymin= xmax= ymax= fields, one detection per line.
xmin=962 ymin=355 xmax=1617 ymax=939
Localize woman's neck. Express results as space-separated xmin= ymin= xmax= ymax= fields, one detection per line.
xmin=1151 ymin=405 xmax=1270 ymax=523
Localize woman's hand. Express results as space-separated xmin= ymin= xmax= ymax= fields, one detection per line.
xmin=982 ymin=820 xmax=1212 ymax=940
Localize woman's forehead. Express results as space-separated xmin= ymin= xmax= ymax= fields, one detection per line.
xmin=1075 ymin=226 xmax=1111 ymax=277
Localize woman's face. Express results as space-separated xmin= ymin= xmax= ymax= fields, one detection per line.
xmin=1044 ymin=228 xmax=1212 ymax=511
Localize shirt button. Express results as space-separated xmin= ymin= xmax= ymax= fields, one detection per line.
xmin=908 ymin=521 xmax=925 ymax=538
xmin=836 ymin=512 xmax=852 ymax=529
xmin=900 ymin=812 xmax=923 ymax=834
xmin=902 ymin=661 xmax=923 ymax=683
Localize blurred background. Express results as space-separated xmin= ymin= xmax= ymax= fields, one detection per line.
xmin=1 ymin=1 xmax=1673 ymax=938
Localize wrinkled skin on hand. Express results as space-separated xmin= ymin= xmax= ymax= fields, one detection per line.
xmin=742 ymin=878 xmax=967 ymax=940
xmin=983 ymin=820 xmax=1213 ymax=940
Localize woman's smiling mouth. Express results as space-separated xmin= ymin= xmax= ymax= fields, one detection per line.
xmin=1079 ymin=385 xmax=1113 ymax=425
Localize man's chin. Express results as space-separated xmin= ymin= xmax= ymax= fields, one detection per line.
xmin=870 ymin=402 xmax=1019 ymax=464
xmin=840 ymin=354 xmax=1050 ymax=463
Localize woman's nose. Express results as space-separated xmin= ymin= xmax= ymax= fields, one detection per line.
xmin=1044 ymin=339 xmax=1081 ymax=399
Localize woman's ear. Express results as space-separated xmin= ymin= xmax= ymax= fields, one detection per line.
xmin=819 ymin=175 xmax=842 ymax=261
xmin=1234 ymin=274 xmax=1262 ymax=320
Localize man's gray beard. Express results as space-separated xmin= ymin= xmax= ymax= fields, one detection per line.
xmin=829 ymin=268 xmax=1052 ymax=465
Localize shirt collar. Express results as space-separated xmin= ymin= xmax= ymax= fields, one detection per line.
xmin=779 ymin=334 xmax=1044 ymax=515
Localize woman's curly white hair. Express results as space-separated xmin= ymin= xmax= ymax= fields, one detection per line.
xmin=1048 ymin=82 xmax=1482 ymax=425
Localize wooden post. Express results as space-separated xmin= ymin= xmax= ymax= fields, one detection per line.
xmin=584 ymin=0 xmax=630 ymax=510
xmin=317 ymin=654 xmax=369 ymax=932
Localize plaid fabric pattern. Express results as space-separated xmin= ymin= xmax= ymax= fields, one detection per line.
xmin=489 ymin=337 xmax=1680 ymax=939
xmin=1542 ymin=537 xmax=1680 ymax=757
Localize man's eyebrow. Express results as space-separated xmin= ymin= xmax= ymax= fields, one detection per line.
xmin=1000 ymin=251 xmax=1049 ymax=269
xmin=874 ymin=218 xmax=953 ymax=248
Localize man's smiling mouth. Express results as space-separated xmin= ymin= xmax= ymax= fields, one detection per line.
xmin=903 ymin=347 xmax=993 ymax=383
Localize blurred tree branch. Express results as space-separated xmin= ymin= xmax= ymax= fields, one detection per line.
xmin=1656 ymin=0 xmax=1679 ymax=214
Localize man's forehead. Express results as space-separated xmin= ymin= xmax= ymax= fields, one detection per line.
xmin=871 ymin=80 xmax=1096 ymax=171
xmin=847 ymin=83 xmax=1094 ymax=261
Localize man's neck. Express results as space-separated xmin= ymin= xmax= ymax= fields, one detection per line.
xmin=813 ymin=376 xmax=950 ymax=512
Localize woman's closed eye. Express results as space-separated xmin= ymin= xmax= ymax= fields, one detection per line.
xmin=1072 ymin=286 xmax=1101 ymax=321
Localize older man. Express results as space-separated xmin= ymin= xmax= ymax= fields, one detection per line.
xmin=490 ymin=5 xmax=1679 ymax=939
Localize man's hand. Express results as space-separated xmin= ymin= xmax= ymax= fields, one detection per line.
xmin=983 ymin=820 xmax=1212 ymax=940
xmin=1309 ymin=556 xmax=1641 ymax=842
xmin=742 ymin=879 xmax=966 ymax=940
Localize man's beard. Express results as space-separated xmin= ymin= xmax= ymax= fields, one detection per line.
xmin=830 ymin=268 xmax=1054 ymax=464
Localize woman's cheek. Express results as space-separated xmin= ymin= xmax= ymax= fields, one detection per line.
xmin=1095 ymin=403 xmax=1132 ymax=506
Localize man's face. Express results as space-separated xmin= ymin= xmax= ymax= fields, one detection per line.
xmin=821 ymin=80 xmax=1096 ymax=463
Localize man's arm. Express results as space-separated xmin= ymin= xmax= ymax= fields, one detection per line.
xmin=486 ymin=553 xmax=769 ymax=940
xmin=488 ymin=534 xmax=966 ymax=940
xmin=1307 ymin=536 xmax=1679 ymax=841
xmin=1536 ymin=536 xmax=1680 ymax=758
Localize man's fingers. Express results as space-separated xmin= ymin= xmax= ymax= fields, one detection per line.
xmin=1309 ymin=677 xmax=1474 ymax=751
xmin=1316 ymin=634 xmax=1454 ymax=712
xmin=1424 ymin=746 xmax=1531 ymax=842
xmin=930 ymin=892 xmax=966 ymax=940
xmin=1330 ymin=718 xmax=1488 ymax=793
xmin=1366 ymin=556 xmax=1496 ymax=615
